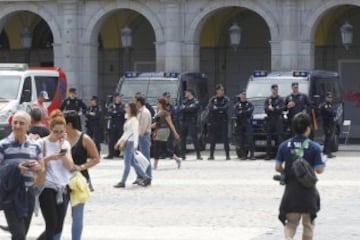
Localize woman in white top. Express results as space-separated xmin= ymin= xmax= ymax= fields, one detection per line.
xmin=114 ymin=103 xmax=151 ymax=188
xmin=37 ymin=110 xmax=76 ymax=240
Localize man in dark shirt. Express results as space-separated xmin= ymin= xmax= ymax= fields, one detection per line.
xmin=29 ymin=108 xmax=50 ymax=139
xmin=320 ymin=92 xmax=336 ymax=158
xmin=285 ymin=82 xmax=311 ymax=125
xmin=104 ymin=93 xmax=125 ymax=159
xmin=207 ymin=84 xmax=231 ymax=160
xmin=179 ymin=89 xmax=202 ymax=160
xmin=275 ymin=113 xmax=325 ymax=240
xmin=86 ymin=96 xmax=102 ymax=153
xmin=264 ymin=84 xmax=286 ymax=160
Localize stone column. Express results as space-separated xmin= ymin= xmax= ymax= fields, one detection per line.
xmin=280 ymin=0 xmax=299 ymax=70
xmin=270 ymin=41 xmax=281 ymax=70
xmin=78 ymin=42 xmax=98 ymax=101
xmin=60 ymin=0 xmax=81 ymax=94
xmin=161 ymin=0 xmax=183 ymax=72
xmin=299 ymin=40 xmax=315 ymax=69
xmin=183 ymin=41 xmax=200 ymax=72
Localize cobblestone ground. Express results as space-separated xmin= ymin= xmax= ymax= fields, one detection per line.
xmin=1 ymin=146 xmax=359 ymax=240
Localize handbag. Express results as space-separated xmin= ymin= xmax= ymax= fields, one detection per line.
xmin=291 ymin=139 xmax=318 ymax=188
xmin=155 ymin=128 xmax=170 ymax=142
xmin=134 ymin=150 xmax=150 ymax=173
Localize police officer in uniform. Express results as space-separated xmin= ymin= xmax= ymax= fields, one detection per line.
xmin=86 ymin=96 xmax=102 ymax=153
xmin=264 ymin=84 xmax=286 ymax=160
xmin=320 ymin=92 xmax=336 ymax=158
xmin=104 ymin=93 xmax=125 ymax=159
xmin=179 ymin=89 xmax=202 ymax=160
xmin=207 ymin=84 xmax=230 ymax=160
xmin=59 ymin=88 xmax=87 ymax=130
xmin=285 ymin=82 xmax=311 ymax=126
xmin=234 ymin=90 xmax=256 ymax=160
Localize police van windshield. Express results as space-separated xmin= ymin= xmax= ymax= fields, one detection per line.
xmin=247 ymin=79 xmax=309 ymax=99
xmin=120 ymin=79 xmax=178 ymax=105
xmin=0 ymin=76 xmax=22 ymax=100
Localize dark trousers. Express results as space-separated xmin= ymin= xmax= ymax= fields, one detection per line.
xmin=209 ymin=121 xmax=230 ymax=157
xmin=181 ymin=119 xmax=201 ymax=157
xmin=107 ymin=128 xmax=123 ymax=157
xmin=4 ymin=191 xmax=35 ymax=240
xmin=37 ymin=188 xmax=69 ymax=240
xmin=235 ymin=122 xmax=254 ymax=155
xmin=87 ymin=123 xmax=101 ymax=153
xmin=266 ymin=118 xmax=283 ymax=155
xmin=323 ymin=125 xmax=334 ymax=155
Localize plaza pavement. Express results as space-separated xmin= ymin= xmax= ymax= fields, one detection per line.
xmin=1 ymin=145 xmax=360 ymax=240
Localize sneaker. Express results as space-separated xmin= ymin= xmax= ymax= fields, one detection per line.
xmin=104 ymin=155 xmax=114 ymax=160
xmin=140 ymin=178 xmax=152 ymax=187
xmin=113 ymin=182 xmax=125 ymax=188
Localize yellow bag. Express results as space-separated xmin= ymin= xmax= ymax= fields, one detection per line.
xmin=69 ymin=172 xmax=90 ymax=207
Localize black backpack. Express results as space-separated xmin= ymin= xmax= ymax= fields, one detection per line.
xmin=291 ymin=139 xmax=318 ymax=188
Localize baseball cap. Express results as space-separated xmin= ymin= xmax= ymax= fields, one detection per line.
xmin=40 ymin=91 xmax=49 ymax=100
xmin=185 ymin=89 xmax=194 ymax=95
xmin=271 ymin=84 xmax=278 ymax=89
xmin=69 ymin=88 xmax=77 ymax=93
xmin=326 ymin=91 xmax=333 ymax=98
xmin=216 ymin=84 xmax=224 ymax=90
xmin=291 ymin=82 xmax=299 ymax=87
xmin=162 ymin=92 xmax=171 ymax=97
xmin=91 ymin=96 xmax=98 ymax=101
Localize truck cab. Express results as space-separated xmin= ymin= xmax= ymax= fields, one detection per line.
xmin=246 ymin=70 xmax=343 ymax=151
xmin=0 ymin=64 xmax=67 ymax=138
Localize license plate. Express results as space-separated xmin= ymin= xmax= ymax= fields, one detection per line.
xmin=256 ymin=140 xmax=266 ymax=146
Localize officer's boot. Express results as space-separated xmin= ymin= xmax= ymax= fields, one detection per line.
xmin=249 ymin=151 xmax=256 ymax=160
xmin=196 ymin=152 xmax=203 ymax=160
xmin=225 ymin=153 xmax=230 ymax=160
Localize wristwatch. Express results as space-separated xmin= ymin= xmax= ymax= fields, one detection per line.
xmin=80 ymin=164 xmax=86 ymax=170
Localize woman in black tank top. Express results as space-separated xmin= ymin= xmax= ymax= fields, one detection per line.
xmin=65 ymin=112 xmax=100 ymax=240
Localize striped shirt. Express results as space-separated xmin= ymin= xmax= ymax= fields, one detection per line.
xmin=0 ymin=133 xmax=42 ymax=187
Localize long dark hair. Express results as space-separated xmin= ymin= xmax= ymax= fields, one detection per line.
xmin=64 ymin=111 xmax=81 ymax=131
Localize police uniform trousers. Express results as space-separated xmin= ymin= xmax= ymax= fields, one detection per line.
xmin=209 ymin=119 xmax=230 ymax=157
xmin=181 ymin=118 xmax=201 ymax=157
xmin=87 ymin=122 xmax=102 ymax=153
xmin=108 ymin=127 xmax=123 ymax=157
xmin=235 ymin=120 xmax=254 ymax=153
xmin=266 ymin=117 xmax=283 ymax=155
xmin=323 ymin=123 xmax=334 ymax=155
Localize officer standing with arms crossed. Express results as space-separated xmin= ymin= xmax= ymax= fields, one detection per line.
xmin=104 ymin=93 xmax=125 ymax=159
xmin=234 ymin=90 xmax=256 ymax=160
xmin=285 ymin=82 xmax=311 ymax=128
xmin=320 ymin=92 xmax=336 ymax=158
xmin=264 ymin=84 xmax=286 ymax=160
xmin=207 ymin=84 xmax=231 ymax=160
xmin=86 ymin=96 xmax=102 ymax=153
xmin=179 ymin=89 xmax=202 ymax=160
xmin=59 ymin=88 xmax=87 ymax=130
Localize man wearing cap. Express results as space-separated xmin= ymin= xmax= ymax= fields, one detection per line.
xmin=59 ymin=88 xmax=87 ymax=115
xmin=32 ymin=90 xmax=49 ymax=126
xmin=104 ymin=92 xmax=125 ymax=159
xmin=179 ymin=89 xmax=202 ymax=160
xmin=207 ymin=84 xmax=231 ymax=160
xmin=264 ymin=84 xmax=286 ymax=160
xmin=285 ymin=82 xmax=311 ymax=127
xmin=320 ymin=92 xmax=336 ymax=158
xmin=234 ymin=90 xmax=256 ymax=160
xmin=86 ymin=96 xmax=102 ymax=153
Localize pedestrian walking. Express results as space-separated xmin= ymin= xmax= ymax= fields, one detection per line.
xmin=32 ymin=90 xmax=49 ymax=127
xmin=320 ymin=92 xmax=336 ymax=158
xmin=86 ymin=96 xmax=102 ymax=153
xmin=163 ymin=92 xmax=177 ymax=158
xmin=152 ymin=98 xmax=181 ymax=170
xmin=207 ymin=84 xmax=231 ymax=160
xmin=285 ymin=82 xmax=311 ymax=124
xmin=179 ymin=89 xmax=202 ymax=160
xmin=64 ymin=111 xmax=100 ymax=240
xmin=233 ymin=90 xmax=256 ymax=160
xmin=134 ymin=95 xmax=152 ymax=185
xmin=37 ymin=110 xmax=76 ymax=240
xmin=264 ymin=84 xmax=286 ymax=160
xmin=113 ymin=103 xmax=151 ymax=188
xmin=104 ymin=93 xmax=125 ymax=159
xmin=0 ymin=111 xmax=43 ymax=240
xmin=135 ymin=92 xmax=155 ymax=117
xmin=275 ymin=112 xmax=325 ymax=240
xmin=29 ymin=108 xmax=50 ymax=139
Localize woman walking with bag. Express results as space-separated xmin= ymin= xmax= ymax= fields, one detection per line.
xmin=152 ymin=98 xmax=181 ymax=170
xmin=113 ymin=103 xmax=151 ymax=188
xmin=64 ymin=111 xmax=100 ymax=240
xmin=37 ymin=110 xmax=76 ymax=240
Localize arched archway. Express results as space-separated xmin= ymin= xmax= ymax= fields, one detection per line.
xmin=195 ymin=7 xmax=272 ymax=97
xmin=309 ymin=2 xmax=360 ymax=138
xmin=0 ymin=11 xmax=54 ymax=66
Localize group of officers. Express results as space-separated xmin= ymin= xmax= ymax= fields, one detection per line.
xmin=60 ymin=82 xmax=337 ymax=161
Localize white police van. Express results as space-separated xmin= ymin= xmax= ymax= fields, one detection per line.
xmin=246 ymin=70 xmax=344 ymax=152
xmin=0 ymin=64 xmax=67 ymax=138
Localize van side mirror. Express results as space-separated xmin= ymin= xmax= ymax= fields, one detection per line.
xmin=20 ymin=89 xmax=31 ymax=103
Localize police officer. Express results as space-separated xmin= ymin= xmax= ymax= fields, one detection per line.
xmin=179 ymin=89 xmax=202 ymax=160
xmin=264 ymin=84 xmax=286 ymax=160
xmin=207 ymin=84 xmax=230 ymax=160
xmin=320 ymin=92 xmax=336 ymax=158
xmin=59 ymin=88 xmax=87 ymax=130
xmin=234 ymin=90 xmax=256 ymax=160
xmin=86 ymin=96 xmax=102 ymax=153
xmin=285 ymin=82 xmax=311 ymax=125
xmin=104 ymin=92 xmax=125 ymax=159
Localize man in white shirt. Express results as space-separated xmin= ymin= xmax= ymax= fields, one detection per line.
xmin=135 ymin=95 xmax=152 ymax=184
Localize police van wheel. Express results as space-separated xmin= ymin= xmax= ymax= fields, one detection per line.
xmin=331 ymin=133 xmax=339 ymax=152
